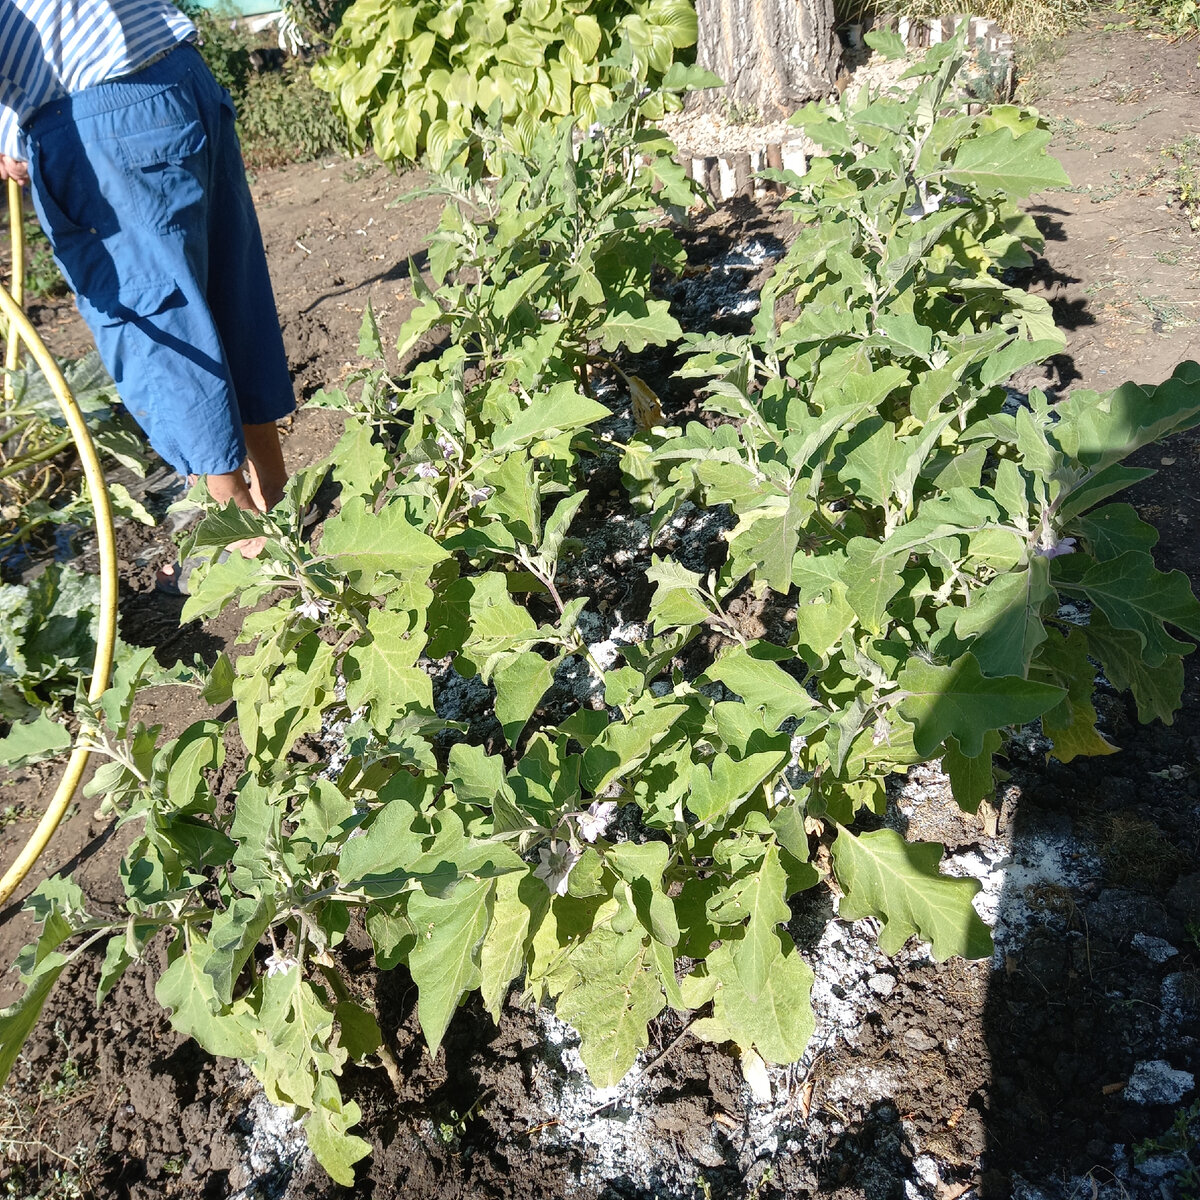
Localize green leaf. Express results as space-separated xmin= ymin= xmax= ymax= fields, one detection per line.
xmin=1035 ymin=627 xmax=1118 ymax=763
xmin=840 ymin=539 xmax=905 ymax=635
xmin=691 ymin=940 xmax=814 ymax=1064
xmin=344 ymin=607 xmax=433 ymax=730
xmin=458 ymin=573 xmax=539 ymax=676
xmin=155 ymin=934 xmax=257 ymax=1059
xmin=1085 ymin=611 xmax=1184 ymax=726
xmin=944 ymin=128 xmax=1070 ymax=197
xmin=335 ymin=1001 xmax=382 ymax=1062
xmin=896 ymin=652 xmax=1064 ymax=757
xmin=319 ymin=495 xmax=447 ymax=592
xmin=702 ymin=643 xmax=813 ymax=730
xmin=730 ymin=492 xmax=812 ymax=594
xmin=201 ymin=652 xmax=236 ymax=707
xmin=607 ymin=842 xmax=679 ymax=947
xmin=946 ymin=559 xmax=1051 ymax=678
xmin=554 ymin=930 xmax=665 ymax=1087
xmin=338 ymin=796 xmax=423 ymax=897
xmin=710 ymin=842 xmax=790 ymax=1000
xmin=492 ymin=651 xmax=556 ymax=745
xmin=0 ymin=711 xmax=71 ymax=768
xmin=0 ymin=899 xmax=80 ymax=1087
xmin=1053 ymin=365 xmax=1200 ymax=473
xmin=256 ymin=967 xmax=340 ymax=1110
xmin=942 ymin=731 xmax=1002 ymax=813
xmin=332 ymin=418 xmax=391 ymax=503
xmin=581 ymin=700 xmax=688 ymax=793
xmin=479 ymin=871 xmax=543 ymax=1021
xmin=491 ymin=382 xmax=609 ymax=451
xmin=864 ymin=28 xmax=906 ymax=58
xmin=304 ymin=1074 xmax=371 ymax=1187
xmin=1063 ymin=551 xmax=1200 ymax=666
xmin=408 ymin=879 xmax=492 ymax=1053
xmin=1071 ymin=503 xmax=1158 ymax=561
xmin=599 ymin=295 xmax=682 ymax=354
xmin=358 ymin=300 xmax=383 ymax=359
xmin=687 ymin=749 xmax=789 ymax=825
xmin=831 ymin=826 xmax=992 ymax=960
xmin=204 ymin=895 xmax=274 ymax=1006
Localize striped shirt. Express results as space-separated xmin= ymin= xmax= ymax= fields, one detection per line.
xmin=0 ymin=0 xmax=196 ymax=157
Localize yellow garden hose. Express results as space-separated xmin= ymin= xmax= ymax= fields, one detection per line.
xmin=4 ymin=182 xmax=23 ymax=399
xmin=0 ymin=177 xmax=118 ymax=909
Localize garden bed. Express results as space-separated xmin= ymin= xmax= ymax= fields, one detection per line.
xmin=1 ymin=22 xmax=1199 ymax=1200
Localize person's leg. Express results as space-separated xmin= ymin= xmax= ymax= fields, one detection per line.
xmin=242 ymin=421 xmax=287 ymax=512
xmin=197 ymin=62 xmax=296 ymax=487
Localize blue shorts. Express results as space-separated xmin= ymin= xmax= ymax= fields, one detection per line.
xmin=22 ymin=44 xmax=294 ymax=477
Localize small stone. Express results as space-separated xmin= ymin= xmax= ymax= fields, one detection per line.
xmin=1134 ymin=1153 xmax=1191 ymax=1181
xmin=1132 ymin=932 xmax=1179 ymax=964
xmin=868 ymin=974 xmax=897 ymax=998
xmin=1124 ymin=1060 xmax=1195 ymax=1106
xmin=903 ymin=1028 xmax=939 ymax=1053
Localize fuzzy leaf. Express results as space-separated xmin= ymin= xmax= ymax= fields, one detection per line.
xmin=1085 ymin=612 xmax=1184 ymax=726
xmin=711 ymin=841 xmax=790 ymax=1000
xmin=318 ymin=495 xmax=447 ymax=592
xmin=155 ymin=935 xmax=257 ymax=1060
xmin=831 ymin=827 xmax=992 ymax=960
xmin=942 ymin=731 xmax=1002 ymax=813
xmin=599 ymin=295 xmax=682 ymax=354
xmin=1064 ymin=551 xmax=1200 ymax=667
xmin=896 ymin=653 xmax=1064 ymax=757
xmin=408 ymin=879 xmax=492 ymax=1054
xmin=944 ymin=128 xmax=1069 ymax=197
xmin=0 ymin=711 xmax=71 ymax=768
xmin=692 ymin=940 xmax=814 ymax=1064
xmin=492 ymin=651 xmax=556 ymax=745
xmin=479 ymin=871 xmax=544 ymax=1022
xmin=344 ymin=607 xmax=433 ymax=729
xmin=702 ymin=644 xmax=813 ymax=729
xmin=554 ymin=930 xmax=666 ymax=1087
xmin=491 ymin=382 xmax=609 ymax=451
xmin=304 ymin=1075 xmax=371 ymax=1186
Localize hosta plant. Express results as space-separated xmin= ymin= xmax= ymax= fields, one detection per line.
xmin=311 ymin=0 xmax=697 ymax=167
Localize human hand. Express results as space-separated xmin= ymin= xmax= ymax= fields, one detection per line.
xmin=0 ymin=155 xmax=28 ymax=184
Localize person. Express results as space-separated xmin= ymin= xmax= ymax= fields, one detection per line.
xmin=0 ymin=0 xmax=294 ymax=575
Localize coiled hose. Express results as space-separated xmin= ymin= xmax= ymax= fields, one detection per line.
xmin=0 ymin=178 xmax=118 ymax=909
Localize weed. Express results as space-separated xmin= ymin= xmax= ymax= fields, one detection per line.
xmin=1139 ymin=294 xmax=1188 ymax=328
xmin=1110 ymin=0 xmax=1200 ymax=37
xmin=36 ymin=1025 xmax=86 ymax=1103
xmin=1135 ymin=1100 xmax=1200 ymax=1200
xmin=1087 ymin=812 xmax=1191 ymax=890
xmin=1155 ymin=248 xmax=1183 ymax=265
xmin=1162 ymin=136 xmax=1200 ymax=230
xmin=237 ymin=62 xmax=350 ymax=168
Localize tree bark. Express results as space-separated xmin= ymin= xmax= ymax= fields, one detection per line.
xmin=693 ymin=0 xmax=842 ymax=121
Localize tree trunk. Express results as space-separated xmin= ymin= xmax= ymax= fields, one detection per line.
xmin=693 ymin=0 xmax=842 ymax=121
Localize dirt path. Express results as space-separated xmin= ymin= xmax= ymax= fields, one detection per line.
xmin=1 ymin=24 xmax=1198 ymax=1200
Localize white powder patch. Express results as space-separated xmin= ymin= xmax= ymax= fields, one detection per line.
xmin=229 ymin=1076 xmax=309 ymax=1200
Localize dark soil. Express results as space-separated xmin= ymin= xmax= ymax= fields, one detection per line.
xmin=2 ymin=22 xmax=1199 ymax=1200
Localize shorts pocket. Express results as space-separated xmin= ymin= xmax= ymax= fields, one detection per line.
xmin=118 ymin=110 xmax=208 ymax=234
xmin=96 ymin=274 xmax=186 ymax=326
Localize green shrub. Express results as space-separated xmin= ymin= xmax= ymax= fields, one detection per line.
xmin=183 ymin=3 xmax=351 ymax=166
xmin=238 ymin=61 xmax=353 ymax=166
